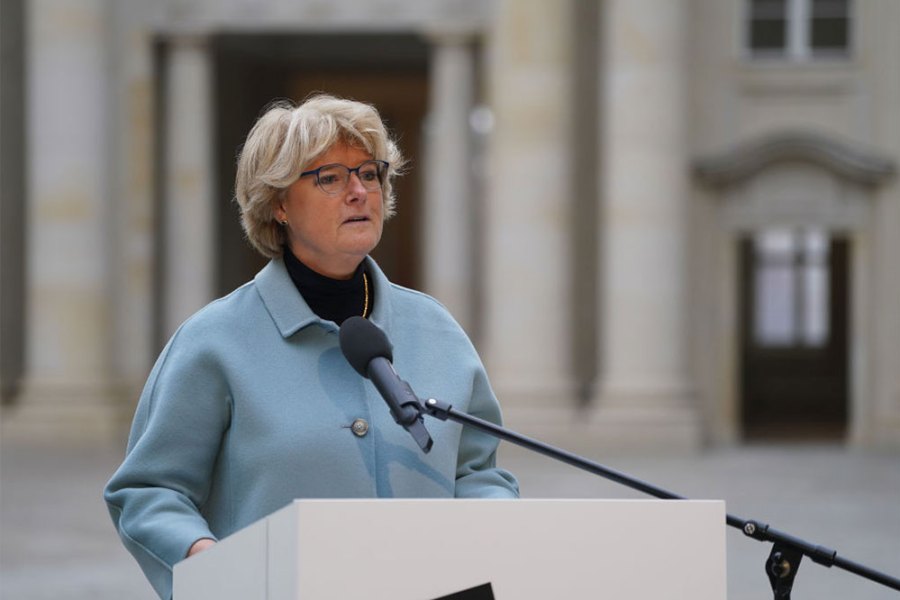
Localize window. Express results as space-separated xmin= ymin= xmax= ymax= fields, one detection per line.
xmin=810 ymin=0 xmax=851 ymax=53
xmin=753 ymin=228 xmax=830 ymax=348
xmin=748 ymin=0 xmax=788 ymax=54
xmin=746 ymin=0 xmax=852 ymax=60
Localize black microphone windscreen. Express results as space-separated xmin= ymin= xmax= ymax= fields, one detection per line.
xmin=339 ymin=316 xmax=394 ymax=377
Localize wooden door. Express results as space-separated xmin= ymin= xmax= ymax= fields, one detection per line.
xmin=287 ymin=72 xmax=428 ymax=289
xmin=212 ymin=34 xmax=429 ymax=296
xmin=739 ymin=229 xmax=849 ymax=439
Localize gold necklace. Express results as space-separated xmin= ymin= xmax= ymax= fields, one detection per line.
xmin=362 ymin=272 xmax=369 ymax=318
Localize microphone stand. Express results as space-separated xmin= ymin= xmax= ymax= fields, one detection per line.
xmin=408 ymin=396 xmax=900 ymax=600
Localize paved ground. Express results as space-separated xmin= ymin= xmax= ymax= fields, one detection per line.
xmin=1 ymin=437 xmax=898 ymax=599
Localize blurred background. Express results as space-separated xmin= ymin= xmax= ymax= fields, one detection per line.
xmin=1 ymin=0 xmax=898 ymax=598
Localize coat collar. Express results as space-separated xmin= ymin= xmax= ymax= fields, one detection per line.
xmin=254 ymin=256 xmax=394 ymax=338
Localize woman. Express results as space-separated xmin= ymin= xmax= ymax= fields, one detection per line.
xmin=104 ymin=94 xmax=518 ymax=600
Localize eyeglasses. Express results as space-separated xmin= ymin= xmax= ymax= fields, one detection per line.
xmin=299 ymin=160 xmax=389 ymax=196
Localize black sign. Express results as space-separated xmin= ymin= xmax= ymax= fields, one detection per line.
xmin=431 ymin=582 xmax=495 ymax=600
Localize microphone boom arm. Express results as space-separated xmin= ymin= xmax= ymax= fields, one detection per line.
xmin=419 ymin=397 xmax=900 ymax=599
xmin=337 ymin=317 xmax=898 ymax=597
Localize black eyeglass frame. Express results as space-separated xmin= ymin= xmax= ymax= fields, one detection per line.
xmin=298 ymin=160 xmax=389 ymax=196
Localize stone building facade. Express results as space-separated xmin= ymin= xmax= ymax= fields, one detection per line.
xmin=2 ymin=0 xmax=898 ymax=450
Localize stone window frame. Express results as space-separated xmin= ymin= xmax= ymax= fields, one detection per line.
xmin=743 ymin=0 xmax=854 ymax=61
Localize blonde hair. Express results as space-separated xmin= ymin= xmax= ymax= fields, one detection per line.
xmin=234 ymin=94 xmax=406 ymax=258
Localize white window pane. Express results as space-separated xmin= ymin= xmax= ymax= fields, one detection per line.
xmin=803 ymin=264 xmax=830 ymax=346
xmin=803 ymin=228 xmax=827 ymax=260
xmin=756 ymin=228 xmax=795 ymax=258
xmin=755 ymin=264 xmax=796 ymax=346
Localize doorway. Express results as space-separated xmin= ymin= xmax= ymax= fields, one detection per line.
xmin=213 ymin=33 xmax=430 ymax=295
xmin=285 ymin=71 xmax=428 ymax=290
xmin=739 ymin=228 xmax=850 ymax=439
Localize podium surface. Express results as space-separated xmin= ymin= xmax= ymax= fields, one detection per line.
xmin=174 ymin=499 xmax=726 ymax=599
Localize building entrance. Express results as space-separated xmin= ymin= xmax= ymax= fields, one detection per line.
xmin=739 ymin=228 xmax=849 ymax=439
xmin=213 ymin=33 xmax=429 ymax=296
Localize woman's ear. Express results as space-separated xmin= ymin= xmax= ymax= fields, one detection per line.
xmin=273 ymin=201 xmax=286 ymax=224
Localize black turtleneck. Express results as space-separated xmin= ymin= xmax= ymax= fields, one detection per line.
xmin=282 ymin=248 xmax=371 ymax=325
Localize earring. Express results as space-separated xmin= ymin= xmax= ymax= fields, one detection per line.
xmin=279 ymin=219 xmax=288 ymax=226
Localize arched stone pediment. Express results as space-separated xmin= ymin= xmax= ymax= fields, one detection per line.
xmin=694 ymin=131 xmax=896 ymax=188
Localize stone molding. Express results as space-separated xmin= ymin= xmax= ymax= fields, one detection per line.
xmin=694 ymin=131 xmax=897 ymax=188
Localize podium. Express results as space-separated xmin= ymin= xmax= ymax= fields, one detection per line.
xmin=173 ymin=499 xmax=726 ymax=599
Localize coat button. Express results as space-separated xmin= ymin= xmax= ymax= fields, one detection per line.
xmin=351 ymin=418 xmax=369 ymax=437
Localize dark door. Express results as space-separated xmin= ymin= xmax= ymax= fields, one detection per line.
xmin=739 ymin=229 xmax=849 ymax=439
xmin=286 ymin=71 xmax=428 ymax=290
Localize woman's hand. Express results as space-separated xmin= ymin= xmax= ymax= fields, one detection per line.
xmin=187 ymin=538 xmax=216 ymax=557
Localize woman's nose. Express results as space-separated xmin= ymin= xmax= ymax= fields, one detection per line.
xmin=345 ymin=172 xmax=368 ymax=198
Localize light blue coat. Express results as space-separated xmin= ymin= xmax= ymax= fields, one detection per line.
xmin=104 ymin=257 xmax=519 ymax=600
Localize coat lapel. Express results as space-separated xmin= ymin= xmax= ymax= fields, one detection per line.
xmin=254 ymin=256 xmax=395 ymax=338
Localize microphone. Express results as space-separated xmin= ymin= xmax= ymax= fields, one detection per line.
xmin=339 ymin=316 xmax=433 ymax=453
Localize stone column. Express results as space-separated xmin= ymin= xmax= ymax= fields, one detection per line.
xmin=2 ymin=0 xmax=121 ymax=440
xmin=161 ymin=34 xmax=215 ymax=339
xmin=107 ymin=3 xmax=159 ymax=410
xmin=422 ymin=30 xmax=476 ymax=333
xmin=591 ymin=0 xmax=701 ymax=449
xmin=482 ymin=0 xmax=577 ymax=439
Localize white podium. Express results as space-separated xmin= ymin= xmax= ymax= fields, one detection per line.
xmin=174 ymin=499 xmax=726 ymax=599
